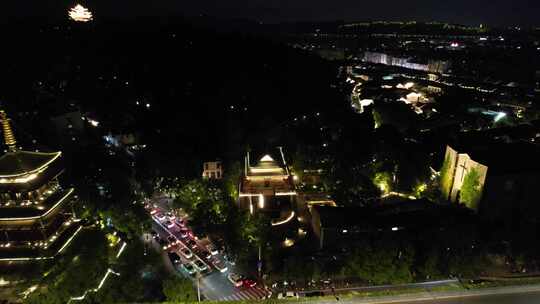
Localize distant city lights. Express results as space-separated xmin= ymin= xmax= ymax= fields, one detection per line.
xmin=68 ymin=4 xmax=93 ymax=22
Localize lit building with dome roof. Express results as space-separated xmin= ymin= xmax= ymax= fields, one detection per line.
xmin=0 ymin=110 xmax=81 ymax=261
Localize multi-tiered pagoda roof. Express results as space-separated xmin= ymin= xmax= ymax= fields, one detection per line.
xmin=0 ymin=110 xmax=80 ymax=261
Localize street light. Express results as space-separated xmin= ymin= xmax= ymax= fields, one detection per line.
xmin=196 ymin=273 xmax=201 ymax=302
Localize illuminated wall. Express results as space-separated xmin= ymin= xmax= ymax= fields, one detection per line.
xmin=440 ymin=145 xmax=488 ymax=210
xmin=363 ymin=52 xmax=451 ymax=74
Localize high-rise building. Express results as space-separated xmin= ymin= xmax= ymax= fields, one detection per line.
xmin=0 ymin=110 xmax=81 ymax=261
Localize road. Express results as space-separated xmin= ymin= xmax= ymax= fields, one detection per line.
xmin=297 ymin=284 xmax=540 ymax=304
xmin=147 ymin=197 xmax=268 ymax=302
xmin=395 ymin=291 xmax=540 ymax=304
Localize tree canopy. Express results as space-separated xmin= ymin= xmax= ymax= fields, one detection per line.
xmin=460 ymin=167 xmax=483 ymax=210
xmin=162 ymin=276 xmax=197 ymax=303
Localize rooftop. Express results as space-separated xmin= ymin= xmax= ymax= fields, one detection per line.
xmin=0 ymin=150 xmax=62 ymax=178
xmin=248 ymin=154 xmax=287 ymax=176
xmin=0 ymin=188 xmax=74 ymax=220
xmin=0 ymin=110 xmax=63 ymax=179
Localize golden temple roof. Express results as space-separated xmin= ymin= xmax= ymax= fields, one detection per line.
xmin=0 ymin=110 xmax=62 ymax=178
xmin=0 ymin=110 xmax=17 ymax=152
xmin=0 ymin=150 xmax=62 ymax=178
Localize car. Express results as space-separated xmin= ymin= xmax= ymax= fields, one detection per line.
xmin=168 ymin=252 xmax=181 ymax=264
xmin=150 ymin=230 xmax=159 ymax=239
xmin=186 ymin=239 xmax=197 ymax=249
xmin=164 ymin=236 xmax=178 ymax=249
xmin=165 ymin=212 xmax=176 ymax=221
xmin=179 ymin=247 xmax=193 ymax=259
xmin=278 ymin=291 xmax=299 ymax=299
xmin=242 ymin=278 xmax=257 ymax=288
xmin=194 ymin=260 xmax=208 ymax=271
xmin=179 ymin=228 xmax=189 ymax=238
xmin=180 ymin=263 xmax=196 ymax=275
xmin=155 ymin=213 xmax=167 ymax=221
xmin=175 ymin=218 xmax=186 ymax=227
xmin=201 ymin=250 xmax=212 ymax=260
xmin=150 ymin=209 xmax=159 ymax=215
xmin=206 ymin=244 xmax=219 ymax=255
xmin=212 ymin=259 xmax=228 ymax=273
xmin=228 ymin=273 xmax=243 ymax=287
xmin=167 ymin=235 xmax=178 ymax=245
xmin=158 ymin=238 xmax=168 ymax=250
xmin=164 ymin=220 xmax=175 ymax=229
xmin=223 ymin=255 xmax=236 ymax=266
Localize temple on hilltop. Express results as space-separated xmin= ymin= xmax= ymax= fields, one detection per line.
xmin=239 ymin=148 xmax=296 ymax=213
xmin=0 ymin=110 xmax=81 ymax=261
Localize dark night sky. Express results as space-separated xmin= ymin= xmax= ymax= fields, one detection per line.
xmin=2 ymin=0 xmax=539 ymax=26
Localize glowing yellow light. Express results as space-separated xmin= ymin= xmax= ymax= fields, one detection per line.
xmin=275 ymin=191 xmax=297 ymax=196
xmin=0 ymin=151 xmax=61 ymax=179
xmin=283 ymin=238 xmax=295 ymax=247
xmin=249 ymin=167 xmax=284 ymax=174
xmin=0 ymin=188 xmax=74 ymax=221
xmin=0 ymin=278 xmax=10 ymax=286
xmin=69 ymin=4 xmax=93 ymax=22
xmin=271 ymin=211 xmax=295 ymax=226
xmin=258 ymin=194 xmax=264 ymax=209
xmin=260 ymin=155 xmax=274 ymax=162
xmin=0 ymin=173 xmax=38 ymax=184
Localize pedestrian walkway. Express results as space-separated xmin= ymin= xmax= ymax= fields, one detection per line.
xmin=216 ymin=286 xmax=268 ymax=301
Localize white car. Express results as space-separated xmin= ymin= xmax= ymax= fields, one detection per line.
xmin=194 ymin=260 xmax=208 ymax=271
xmin=212 ymin=259 xmax=228 ymax=273
xmin=155 ymin=213 xmax=167 ymax=221
xmin=206 ymin=244 xmax=219 ymax=255
xmin=163 ymin=235 xmax=179 ymax=249
xmin=165 ymin=212 xmax=176 ymax=221
xmin=278 ymin=291 xmax=299 ymax=299
xmin=228 ymin=273 xmax=243 ymax=287
xmin=181 ymin=263 xmax=196 ymax=275
xmin=179 ymin=247 xmax=193 ymax=259
xmin=165 ymin=220 xmax=175 ymax=229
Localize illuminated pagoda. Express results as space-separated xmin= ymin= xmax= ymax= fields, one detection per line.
xmin=0 ymin=111 xmax=81 ymax=261
xmin=68 ymin=4 xmax=93 ymax=22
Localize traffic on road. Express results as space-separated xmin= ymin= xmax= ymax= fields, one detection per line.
xmin=145 ymin=200 xmax=269 ymax=301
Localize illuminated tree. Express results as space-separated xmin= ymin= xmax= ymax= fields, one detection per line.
xmin=373 ymin=171 xmax=392 ymax=194
xmin=460 ymin=168 xmax=482 ymax=210
xmin=439 ymin=155 xmax=453 ymax=201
